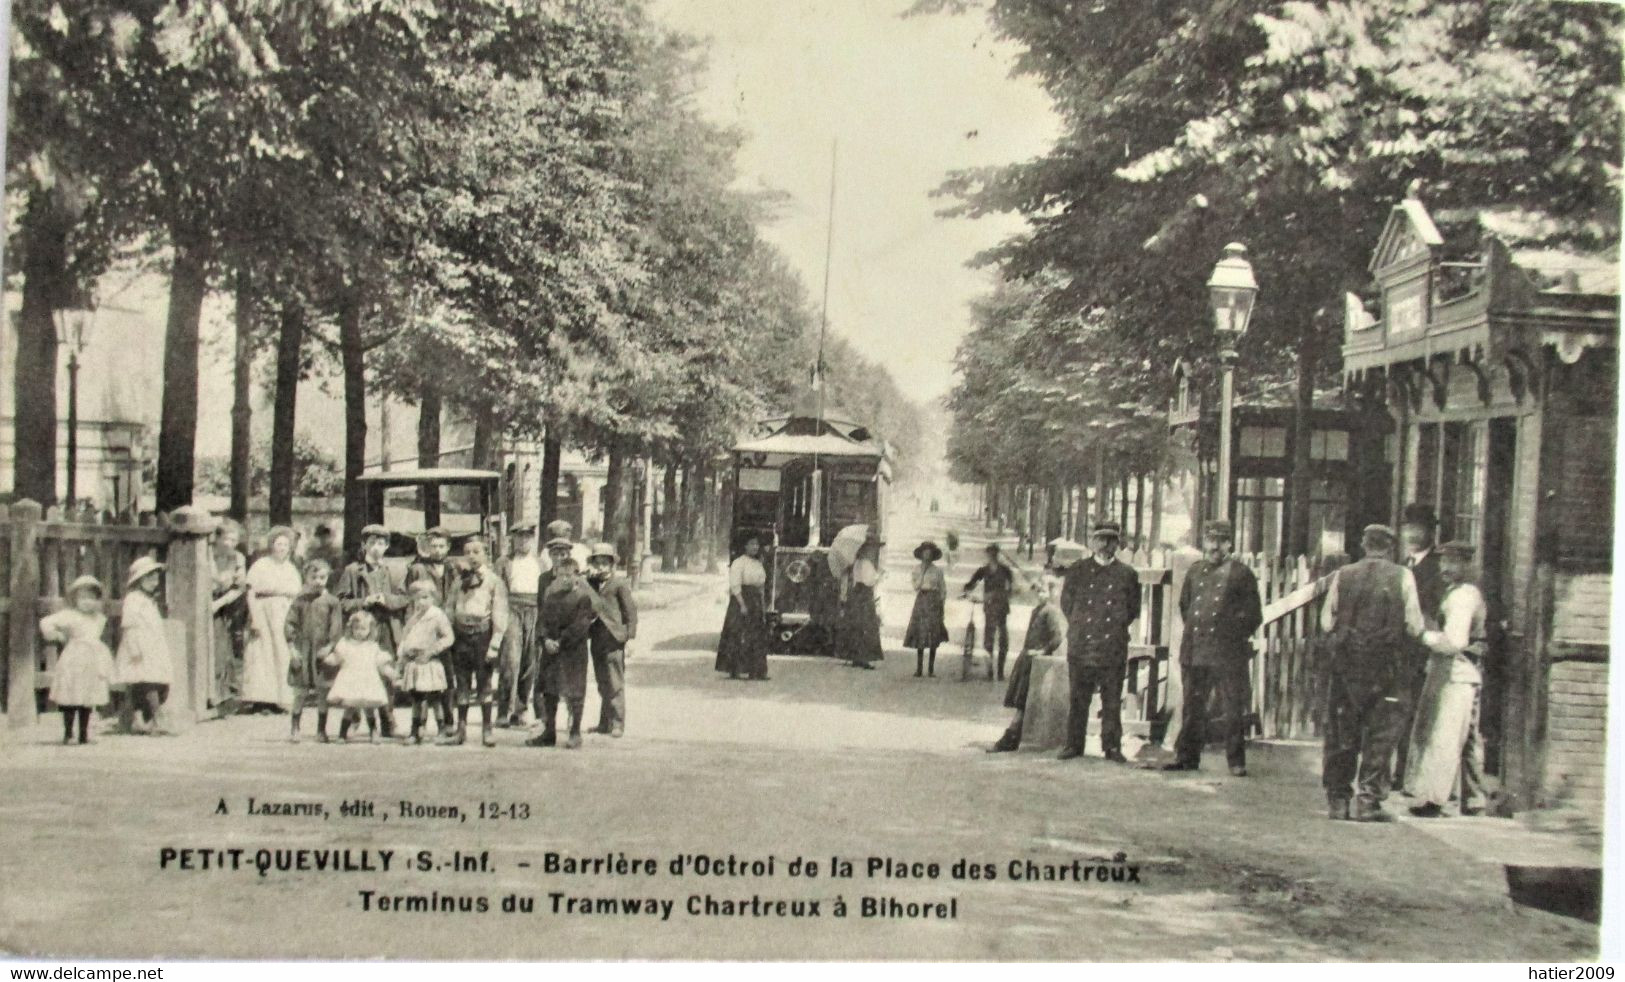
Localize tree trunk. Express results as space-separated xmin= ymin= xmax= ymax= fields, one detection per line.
xmin=470 ymin=403 xmax=495 ymax=470
xmin=660 ymin=461 xmax=679 ymax=573
xmin=604 ymin=439 xmax=626 ymax=560
xmin=156 ymin=227 xmax=211 ymax=512
xmin=1046 ymin=484 xmax=1064 ymax=545
xmin=627 ymin=456 xmax=645 ymax=589
xmin=12 ymin=197 xmax=70 ymax=507
xmin=700 ymin=460 xmax=719 ymax=574
xmin=229 ymin=270 xmax=255 ymax=521
xmin=676 ymin=462 xmax=693 ymax=569
xmin=538 ymin=433 xmax=562 ymax=532
xmin=1287 ymin=333 xmax=1316 ymax=556
xmin=268 ymin=300 xmax=302 ymax=527
xmin=339 ymin=289 xmax=368 ymax=559
xmin=417 ymin=383 xmax=441 ymax=529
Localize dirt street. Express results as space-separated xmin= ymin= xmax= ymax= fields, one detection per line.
xmin=0 ymin=512 xmax=1599 ymax=961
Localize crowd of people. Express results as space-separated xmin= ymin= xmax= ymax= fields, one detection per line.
xmin=42 ymin=517 xmax=637 ymax=750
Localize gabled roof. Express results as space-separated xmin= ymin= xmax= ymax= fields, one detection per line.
xmin=1369 ymin=198 xmax=1444 ymax=272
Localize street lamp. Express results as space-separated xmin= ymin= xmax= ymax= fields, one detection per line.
xmin=1207 ymin=242 xmax=1258 ymax=524
xmin=53 ymin=301 xmax=96 ymax=509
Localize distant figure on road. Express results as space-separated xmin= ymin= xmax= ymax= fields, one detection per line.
xmin=716 ymin=532 xmax=769 ymax=680
xmin=904 ymin=540 xmax=950 ymax=677
xmin=1057 ymin=521 xmax=1140 ymax=764
xmin=989 ymin=575 xmax=1066 ymax=753
xmin=963 ymin=543 xmax=1015 ymax=680
xmin=1320 ymin=523 xmax=1425 ymax=822
xmin=838 ymin=532 xmax=885 ymax=670
xmin=1404 ymin=540 xmax=1490 ymax=817
xmin=1164 ymin=519 xmax=1261 ymax=776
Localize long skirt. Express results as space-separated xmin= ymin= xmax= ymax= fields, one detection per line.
xmin=715 ymin=586 xmax=769 ymax=677
xmin=1405 ymin=654 xmax=1480 ymax=806
xmin=1002 ymin=652 xmax=1034 ymax=710
xmin=903 ymin=590 xmax=949 ymax=649
xmin=837 ymin=583 xmax=884 ymax=666
xmin=241 ymin=595 xmax=295 ymax=708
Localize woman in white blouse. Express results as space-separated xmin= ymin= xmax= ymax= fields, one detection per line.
xmin=837 ymin=532 xmax=885 ymax=670
xmin=715 ymin=533 xmax=770 ymax=680
xmin=903 ymin=540 xmax=950 ymax=677
xmin=241 ymin=526 xmax=303 ymax=711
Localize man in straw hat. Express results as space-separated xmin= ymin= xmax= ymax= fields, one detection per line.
xmin=1404 ymin=540 xmax=1491 ymax=817
xmin=336 ymin=524 xmax=409 ymax=738
xmin=1319 ymin=523 xmax=1425 ymax=822
xmin=1164 ymin=519 xmax=1261 ymax=776
xmin=1056 ymin=520 xmax=1140 ymax=763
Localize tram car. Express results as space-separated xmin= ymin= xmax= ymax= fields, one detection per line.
xmin=727 ymin=401 xmax=892 ymax=653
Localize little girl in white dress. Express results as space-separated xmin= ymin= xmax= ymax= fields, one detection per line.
xmin=41 ymin=575 xmax=116 ymax=744
xmin=323 ymin=611 xmax=396 ymax=743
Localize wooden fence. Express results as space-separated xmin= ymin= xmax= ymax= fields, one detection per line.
xmin=2 ymin=499 xmax=219 ymax=728
xmin=1125 ymin=550 xmax=1341 ymax=742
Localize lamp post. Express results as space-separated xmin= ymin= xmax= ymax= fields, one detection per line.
xmin=53 ymin=304 xmax=95 ymax=508
xmin=1207 ymin=243 xmax=1258 ymax=525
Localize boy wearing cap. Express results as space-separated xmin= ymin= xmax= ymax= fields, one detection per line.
xmin=586 ymin=543 xmax=638 ymax=737
xmin=1057 ymin=521 xmax=1141 ymax=763
xmin=496 ymin=524 xmax=541 ymax=727
xmin=1165 ymin=519 xmax=1262 ymax=775
xmin=1319 ymin=523 xmax=1425 ymax=822
xmin=443 ymin=537 xmax=509 ymax=746
xmin=1405 ymin=541 xmax=1490 ymax=816
xmin=529 ymin=554 xmax=598 ymax=748
xmin=336 ymin=525 xmax=409 ymax=738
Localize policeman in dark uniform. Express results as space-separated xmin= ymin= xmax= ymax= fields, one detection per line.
xmin=1165 ymin=519 xmax=1262 ymax=776
xmin=1394 ymin=502 xmax=1443 ymax=786
xmin=1057 ymin=521 xmax=1141 ymax=763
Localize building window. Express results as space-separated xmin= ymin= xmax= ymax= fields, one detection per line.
xmin=1235 ymin=476 xmax=1284 ymax=555
xmin=1442 ymin=421 xmax=1486 ymax=546
xmin=1414 ymin=423 xmax=1440 ymax=510
xmin=1310 ymin=429 xmax=1349 ymax=461
xmin=1306 ymin=478 xmax=1348 ymax=557
xmin=1239 ymin=426 xmax=1287 ymax=458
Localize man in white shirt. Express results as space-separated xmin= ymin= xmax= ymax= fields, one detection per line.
xmin=497 ymin=524 xmax=541 ymax=727
xmin=1406 ymin=540 xmax=1490 ymax=817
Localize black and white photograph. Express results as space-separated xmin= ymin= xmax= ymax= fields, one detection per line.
xmin=0 ymin=0 xmax=1620 ymax=965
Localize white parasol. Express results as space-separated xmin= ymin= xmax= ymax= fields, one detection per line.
xmin=827 ymin=523 xmax=871 ymax=577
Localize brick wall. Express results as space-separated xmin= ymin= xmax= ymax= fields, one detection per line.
xmin=1551 ymin=572 xmax=1611 ymax=646
xmin=1543 ymin=660 xmax=1609 ymax=813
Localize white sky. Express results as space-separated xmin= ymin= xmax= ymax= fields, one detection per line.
xmin=649 ymin=0 xmax=1059 ymax=403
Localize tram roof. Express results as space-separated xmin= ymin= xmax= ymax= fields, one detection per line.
xmin=731 ymin=432 xmax=886 ymax=460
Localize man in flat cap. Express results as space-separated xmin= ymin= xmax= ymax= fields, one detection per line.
xmin=335 ymin=523 xmax=408 ymax=737
xmin=1404 ymin=540 xmax=1490 ymax=817
xmin=525 ymin=520 xmax=582 ymax=745
xmin=963 ymin=542 xmax=1017 ymax=681
xmin=1165 ymin=519 xmax=1262 ymax=775
xmin=407 ymin=525 xmax=460 ymax=724
xmin=1057 ymin=520 xmax=1141 ymax=763
xmin=1319 ymin=523 xmax=1425 ymax=822
xmin=585 ymin=542 xmax=637 ymax=737
xmin=1394 ymin=502 xmax=1444 ymax=787
xmin=496 ymin=524 xmax=541 ymax=727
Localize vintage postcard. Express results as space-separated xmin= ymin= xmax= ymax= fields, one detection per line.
xmin=0 ymin=0 xmax=1618 ymax=964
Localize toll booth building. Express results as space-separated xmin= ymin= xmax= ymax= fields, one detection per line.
xmin=1342 ymin=196 xmax=1617 ymax=815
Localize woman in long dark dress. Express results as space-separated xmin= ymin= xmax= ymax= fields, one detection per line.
xmin=838 ymin=535 xmax=885 ymax=669
xmin=716 ymin=534 xmax=770 ymax=680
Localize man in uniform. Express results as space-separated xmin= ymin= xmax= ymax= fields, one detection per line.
xmin=406 ymin=526 xmax=459 ymax=724
xmin=1165 ymin=519 xmax=1262 ymax=776
xmin=335 ymin=524 xmax=408 ymax=738
xmin=496 ymin=524 xmax=541 ymax=727
xmin=989 ymin=574 xmax=1067 ymax=753
xmin=963 ymin=543 xmax=1016 ymax=680
xmin=1057 ymin=521 xmax=1141 ymax=763
xmin=443 ymin=537 xmax=509 ymax=747
xmin=585 ymin=543 xmax=637 ymax=737
xmin=1394 ymin=503 xmax=1444 ymax=787
xmin=1320 ymin=524 xmax=1425 ymax=822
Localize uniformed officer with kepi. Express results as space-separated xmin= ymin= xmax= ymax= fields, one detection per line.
xmin=1165 ymin=519 xmax=1262 ymax=775
xmin=1057 ymin=521 xmax=1141 ymax=763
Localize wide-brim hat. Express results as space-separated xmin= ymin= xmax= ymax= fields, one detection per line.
xmin=126 ymin=555 xmax=166 ymax=587
xmin=1438 ymin=540 xmax=1476 ymax=560
xmin=1400 ymin=503 xmax=1438 ymax=528
xmin=913 ymin=541 xmax=942 ymax=562
xmin=65 ymin=574 xmax=105 ymax=600
xmin=588 ymin=542 xmax=617 ymax=561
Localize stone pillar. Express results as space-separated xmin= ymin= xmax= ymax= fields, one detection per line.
xmin=165 ymin=505 xmax=220 ymax=726
xmin=1160 ymin=545 xmax=1203 ymax=749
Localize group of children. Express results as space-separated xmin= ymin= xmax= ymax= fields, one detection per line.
xmin=41 ymin=517 xmax=638 ymax=751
